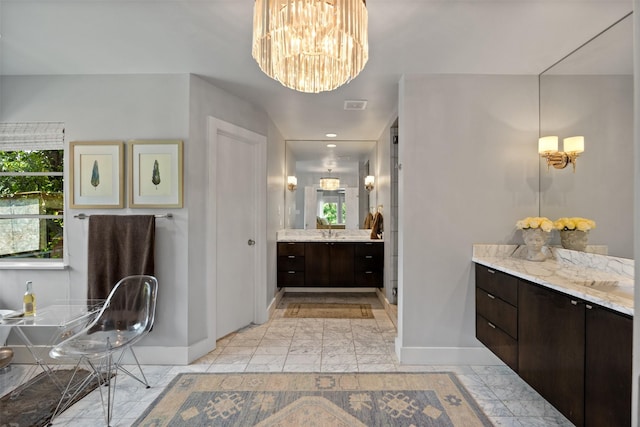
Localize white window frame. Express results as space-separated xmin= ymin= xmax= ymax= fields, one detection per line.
xmin=0 ymin=122 xmax=67 ymax=269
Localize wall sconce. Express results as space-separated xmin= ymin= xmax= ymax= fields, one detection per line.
xmin=364 ymin=175 xmax=375 ymax=192
xmin=538 ymin=135 xmax=585 ymax=172
xmin=287 ymin=176 xmax=297 ymax=192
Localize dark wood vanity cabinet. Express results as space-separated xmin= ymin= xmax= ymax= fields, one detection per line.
xmin=475 ymin=263 xmax=632 ymax=427
xmin=305 ymin=242 xmax=354 ymax=287
xmin=475 ymin=264 xmax=519 ymax=371
xmin=354 ymin=242 xmax=384 ymax=287
xmin=518 ymin=281 xmax=585 ymax=427
xmin=277 ymin=242 xmax=305 ymax=286
xmin=277 ymin=241 xmax=383 ymax=287
xmin=584 ymin=303 xmax=632 ymax=427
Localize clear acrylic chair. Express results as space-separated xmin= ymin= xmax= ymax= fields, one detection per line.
xmin=48 ymin=275 xmax=158 ymax=426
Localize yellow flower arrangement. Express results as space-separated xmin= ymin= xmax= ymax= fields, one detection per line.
xmin=553 ymin=217 xmax=596 ymax=232
xmin=515 ymin=217 xmax=553 ymax=232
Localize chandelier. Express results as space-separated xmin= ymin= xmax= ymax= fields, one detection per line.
xmin=320 ymin=169 xmax=340 ymax=190
xmin=252 ymin=0 xmax=369 ymax=93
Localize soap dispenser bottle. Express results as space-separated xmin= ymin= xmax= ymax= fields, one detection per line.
xmin=23 ymin=281 xmax=35 ymax=316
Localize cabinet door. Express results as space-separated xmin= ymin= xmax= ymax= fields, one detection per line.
xmin=518 ymin=280 xmax=585 ymax=427
xmin=328 ymin=243 xmax=354 ymax=286
xmin=585 ymin=305 xmax=632 ymax=427
xmin=305 ymin=243 xmax=331 ymax=286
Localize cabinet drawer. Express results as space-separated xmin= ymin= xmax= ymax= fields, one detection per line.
xmin=277 ymin=242 xmax=305 ymax=256
xmin=355 ymin=242 xmax=383 ymax=257
xmin=278 ymin=270 xmax=305 ymax=286
xmin=476 ymin=288 xmax=518 ymax=339
xmin=278 ymin=256 xmax=305 ymax=271
xmin=355 ymin=256 xmax=382 ymax=272
xmin=475 ymin=264 xmax=518 ymax=306
xmin=476 ymin=314 xmax=518 ymax=371
xmin=355 ymin=270 xmax=383 ymax=287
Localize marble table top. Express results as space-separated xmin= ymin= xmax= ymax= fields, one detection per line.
xmin=472 ymin=244 xmax=634 ymax=316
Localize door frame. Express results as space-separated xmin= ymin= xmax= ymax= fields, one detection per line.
xmin=206 ymin=117 xmax=267 ymax=342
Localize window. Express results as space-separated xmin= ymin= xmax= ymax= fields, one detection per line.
xmin=318 ymin=189 xmax=346 ymax=225
xmin=0 ymin=123 xmax=65 ymax=260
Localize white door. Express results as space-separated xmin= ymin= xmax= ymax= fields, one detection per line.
xmin=208 ymin=118 xmax=267 ymax=341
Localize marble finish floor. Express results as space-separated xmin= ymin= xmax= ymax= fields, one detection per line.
xmin=0 ymin=293 xmax=573 ymax=426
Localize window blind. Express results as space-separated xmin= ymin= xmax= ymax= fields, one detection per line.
xmin=0 ymin=122 xmax=65 ymax=151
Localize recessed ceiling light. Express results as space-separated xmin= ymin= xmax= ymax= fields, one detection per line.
xmin=325 ymin=133 xmax=337 ymax=138
xmin=327 ymin=144 xmax=337 ymax=148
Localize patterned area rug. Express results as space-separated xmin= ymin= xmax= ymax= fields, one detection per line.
xmin=283 ymin=303 xmax=374 ymax=319
xmin=0 ymin=369 xmax=99 ymax=427
xmin=133 ymin=372 xmax=492 ymax=426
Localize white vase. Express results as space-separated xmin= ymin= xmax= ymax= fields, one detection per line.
xmin=521 ymin=228 xmax=550 ymax=261
xmin=560 ymin=230 xmax=588 ymax=251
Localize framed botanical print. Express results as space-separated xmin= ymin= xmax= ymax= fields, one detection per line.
xmin=128 ymin=140 xmax=183 ymax=208
xmin=70 ymin=141 xmax=124 ymax=208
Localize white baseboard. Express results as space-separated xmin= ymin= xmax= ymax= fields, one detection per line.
xmin=375 ymin=289 xmax=397 ymax=328
xmin=396 ymin=345 xmax=504 ymax=366
xmin=268 ymin=289 xmax=285 ymax=318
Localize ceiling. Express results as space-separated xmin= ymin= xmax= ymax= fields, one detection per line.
xmin=0 ymin=0 xmax=632 ymax=142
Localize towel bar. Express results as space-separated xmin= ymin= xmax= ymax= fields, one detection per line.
xmin=74 ymin=213 xmax=173 ymax=219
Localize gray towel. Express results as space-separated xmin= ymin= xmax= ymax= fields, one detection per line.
xmin=87 ymin=215 xmax=155 ymax=302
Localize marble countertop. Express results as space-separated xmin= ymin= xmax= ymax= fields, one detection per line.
xmin=473 ymin=245 xmax=634 ymax=316
xmin=277 ymin=229 xmax=383 ymax=243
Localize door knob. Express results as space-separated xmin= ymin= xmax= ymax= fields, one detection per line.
xmin=248 ymin=239 xmax=256 ymax=246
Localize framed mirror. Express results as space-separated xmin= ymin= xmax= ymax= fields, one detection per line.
xmin=285 ymin=140 xmax=377 ymax=229
xmin=539 ymin=12 xmax=633 ymax=258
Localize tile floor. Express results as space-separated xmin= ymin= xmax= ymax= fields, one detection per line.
xmin=0 ymin=293 xmax=574 ymax=426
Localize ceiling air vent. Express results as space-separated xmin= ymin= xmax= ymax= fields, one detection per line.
xmin=344 ymin=100 xmax=368 ymax=110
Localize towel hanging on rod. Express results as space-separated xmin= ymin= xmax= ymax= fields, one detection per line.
xmin=74 ymin=213 xmax=173 ymax=220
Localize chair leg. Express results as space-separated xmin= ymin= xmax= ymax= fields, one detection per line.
xmin=48 ymin=358 xmax=109 ymax=426
xmin=89 ymin=355 xmax=117 ymax=427
xmin=115 ymin=346 xmax=150 ymax=388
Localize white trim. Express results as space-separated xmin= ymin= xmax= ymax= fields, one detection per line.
xmin=396 ymin=345 xmax=504 ymax=366
xmin=0 ymin=261 xmax=67 ymax=270
xmin=207 ymin=117 xmax=268 ymax=341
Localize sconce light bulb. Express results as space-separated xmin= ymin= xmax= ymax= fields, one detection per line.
xmin=538 ymin=136 xmax=558 ymax=154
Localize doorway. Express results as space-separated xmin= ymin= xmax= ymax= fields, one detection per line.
xmin=207 ymin=117 xmax=267 ymax=340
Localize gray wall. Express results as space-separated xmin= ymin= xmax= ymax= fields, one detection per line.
xmin=0 ymin=73 xmax=274 ymax=364
xmin=631 ymin=3 xmax=639 ymax=425
xmin=186 ymin=75 xmax=269 ymax=354
xmin=397 ymin=74 xmax=539 ymax=363
xmin=0 ymin=74 xmax=190 ymax=354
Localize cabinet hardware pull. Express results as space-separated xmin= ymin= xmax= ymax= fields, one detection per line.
xmin=288 ymin=271 xmax=296 ymax=274
xmin=365 ymin=255 xmax=373 ymax=259
xmin=487 ymin=322 xmax=496 ymax=329
xmin=586 ymin=304 xmax=593 ymax=309
xmin=288 ymin=255 xmax=296 ymax=258
xmin=365 ymin=271 xmax=373 ymax=274
xmin=486 ymin=293 xmax=495 ymax=299
xmin=571 ymin=300 xmax=579 ymax=305
xmin=487 ymin=269 xmax=495 ymax=274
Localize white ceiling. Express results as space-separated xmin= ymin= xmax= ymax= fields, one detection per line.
xmin=0 ymin=0 xmax=632 ymax=142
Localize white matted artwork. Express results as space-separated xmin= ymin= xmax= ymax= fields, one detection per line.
xmin=70 ymin=141 xmax=124 ymax=208
xmin=128 ymin=140 xmax=183 ymax=208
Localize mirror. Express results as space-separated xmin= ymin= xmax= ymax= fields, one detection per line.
xmin=539 ymin=12 xmax=633 ymax=259
xmin=285 ymin=140 xmax=377 ymax=229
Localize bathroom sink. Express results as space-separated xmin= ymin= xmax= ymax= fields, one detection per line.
xmin=572 ymin=280 xmax=634 ymax=299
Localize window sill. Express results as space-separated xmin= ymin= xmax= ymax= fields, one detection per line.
xmin=0 ymin=261 xmax=68 ymax=270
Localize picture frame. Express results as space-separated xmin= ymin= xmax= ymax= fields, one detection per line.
xmin=70 ymin=141 xmax=124 ymax=209
xmin=128 ymin=140 xmax=183 ymax=208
